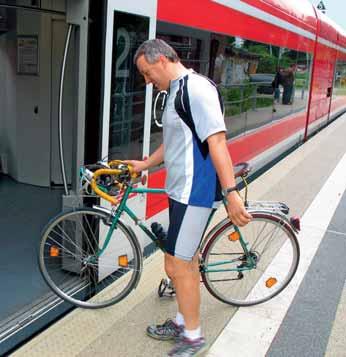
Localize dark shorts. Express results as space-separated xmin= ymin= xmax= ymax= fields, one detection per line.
xmin=163 ymin=198 xmax=214 ymax=261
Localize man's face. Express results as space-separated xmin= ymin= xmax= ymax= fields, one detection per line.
xmin=136 ymin=54 xmax=170 ymax=91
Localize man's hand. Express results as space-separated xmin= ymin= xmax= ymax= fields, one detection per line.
xmin=123 ymin=160 xmax=148 ymax=174
xmin=225 ymin=191 xmax=252 ymax=227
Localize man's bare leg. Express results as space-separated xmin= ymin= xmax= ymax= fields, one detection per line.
xmin=165 ymin=253 xmax=200 ymax=330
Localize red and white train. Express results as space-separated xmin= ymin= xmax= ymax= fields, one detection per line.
xmin=95 ymin=0 xmax=346 ymax=224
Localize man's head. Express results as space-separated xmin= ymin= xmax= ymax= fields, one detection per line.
xmin=134 ymin=39 xmax=181 ymax=91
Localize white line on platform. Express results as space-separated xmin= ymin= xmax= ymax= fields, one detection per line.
xmin=207 ymin=152 xmax=346 ymax=357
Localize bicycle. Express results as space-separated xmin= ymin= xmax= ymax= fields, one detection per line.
xmin=38 ymin=160 xmax=300 ymax=309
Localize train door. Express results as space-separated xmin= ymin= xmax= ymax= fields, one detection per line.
xmin=320 ymin=46 xmax=336 ymax=127
xmin=326 ymin=48 xmax=339 ymax=123
xmin=98 ymin=0 xmax=157 ymax=274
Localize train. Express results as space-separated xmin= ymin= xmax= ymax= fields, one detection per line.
xmin=95 ymin=0 xmax=346 ymax=221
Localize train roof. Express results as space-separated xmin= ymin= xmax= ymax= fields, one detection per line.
xmin=157 ymin=0 xmax=346 ymax=51
xmin=317 ymin=10 xmax=346 ymax=48
xmin=251 ymin=0 xmax=317 ymax=33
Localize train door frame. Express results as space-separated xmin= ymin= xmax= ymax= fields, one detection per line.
xmin=327 ymin=48 xmax=339 ymax=123
xmin=99 ymin=0 xmax=157 ymax=229
xmin=101 ymin=0 xmax=157 ymax=161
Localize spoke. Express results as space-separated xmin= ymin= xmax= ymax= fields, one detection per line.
xmin=52 ymin=222 xmax=85 ymax=257
xmin=250 ymin=221 xmax=268 ymax=249
xmin=257 ymin=225 xmax=282 ymax=255
xmin=45 ymin=234 xmax=83 ymax=261
xmin=40 ymin=210 xmax=141 ymax=307
xmin=76 ymin=214 xmax=98 ymax=256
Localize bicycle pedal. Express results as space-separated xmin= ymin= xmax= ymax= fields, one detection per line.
xmin=151 ymin=222 xmax=167 ymax=241
xmin=158 ymin=278 xmax=176 ymax=298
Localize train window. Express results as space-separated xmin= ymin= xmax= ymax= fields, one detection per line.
xmin=292 ymin=51 xmax=312 ymax=112
xmin=273 ymin=49 xmax=312 ymax=119
xmin=209 ymin=37 xmax=277 ymax=138
xmin=333 ymin=59 xmax=346 ymax=99
xmin=108 ymin=11 xmax=149 ymax=160
xmin=149 ymin=23 xmax=312 ymax=157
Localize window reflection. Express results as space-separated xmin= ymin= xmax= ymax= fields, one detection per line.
xmin=210 ymin=37 xmax=276 ymax=136
xmin=109 ymin=12 xmax=149 ymax=160
xmin=333 ymin=59 xmax=346 ymax=99
xmin=150 ymin=23 xmax=312 ymax=156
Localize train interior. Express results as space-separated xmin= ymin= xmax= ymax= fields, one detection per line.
xmin=0 ymin=1 xmax=78 ymax=345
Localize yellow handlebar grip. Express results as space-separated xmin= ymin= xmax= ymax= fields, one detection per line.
xmin=108 ymin=160 xmax=138 ymax=179
xmin=108 ymin=160 xmax=123 ymax=167
xmin=91 ymin=168 xmax=122 ymax=205
xmin=128 ymin=165 xmax=138 ymax=179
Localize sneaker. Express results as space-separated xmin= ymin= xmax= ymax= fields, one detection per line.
xmin=146 ymin=319 xmax=183 ymax=341
xmin=168 ymin=336 xmax=208 ymax=356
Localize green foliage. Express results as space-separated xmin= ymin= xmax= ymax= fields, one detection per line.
xmin=220 ymin=84 xmax=273 ymax=116
xmin=257 ymin=56 xmax=277 ymax=73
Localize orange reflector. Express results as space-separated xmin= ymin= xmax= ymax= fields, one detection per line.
xmin=50 ymin=246 xmax=59 ymax=257
xmin=118 ymin=255 xmax=129 ymax=267
xmin=265 ymin=277 xmax=277 ymax=288
xmin=228 ymin=231 xmax=240 ymax=241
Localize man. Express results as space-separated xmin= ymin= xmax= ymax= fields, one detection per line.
xmin=272 ymin=66 xmax=282 ymax=103
xmin=128 ymin=39 xmax=251 ymax=357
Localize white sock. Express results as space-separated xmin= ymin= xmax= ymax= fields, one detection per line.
xmin=184 ymin=326 xmax=202 ymax=340
xmin=175 ymin=311 xmax=185 ymax=326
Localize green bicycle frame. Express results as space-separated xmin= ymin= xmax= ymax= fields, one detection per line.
xmin=96 ymin=185 xmax=166 ymax=258
xmin=202 ymin=225 xmax=255 ymax=273
xmin=95 ymin=183 xmax=255 ymax=273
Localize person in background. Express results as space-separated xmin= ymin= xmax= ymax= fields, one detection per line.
xmin=272 ymin=66 xmax=282 ymax=103
xmin=282 ymin=64 xmax=296 ymax=105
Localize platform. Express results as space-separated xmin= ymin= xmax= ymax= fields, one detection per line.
xmin=12 ymin=114 xmax=346 ymax=357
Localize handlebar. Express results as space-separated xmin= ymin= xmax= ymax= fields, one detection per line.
xmin=81 ymin=161 xmax=137 ymax=205
xmin=90 ymin=168 xmax=121 ymax=205
xmin=82 ymin=160 xmax=252 ymax=206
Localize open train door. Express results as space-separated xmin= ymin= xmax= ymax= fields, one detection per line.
xmin=98 ymin=0 xmax=157 ymax=278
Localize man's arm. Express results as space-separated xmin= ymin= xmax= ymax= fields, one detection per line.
xmin=207 ymin=132 xmax=252 ymax=227
xmin=125 ymin=143 xmax=164 ymax=173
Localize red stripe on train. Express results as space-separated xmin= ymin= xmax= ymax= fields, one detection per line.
xmin=146 ymin=111 xmax=306 ymax=219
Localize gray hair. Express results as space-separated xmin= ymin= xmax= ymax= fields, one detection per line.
xmin=134 ymin=39 xmax=180 ymax=65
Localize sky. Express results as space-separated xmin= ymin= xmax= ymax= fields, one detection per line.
xmin=310 ymin=0 xmax=346 ymax=30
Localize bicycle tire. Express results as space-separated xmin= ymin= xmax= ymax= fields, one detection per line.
xmin=38 ymin=208 xmax=142 ymax=309
xmin=201 ymin=211 xmax=300 ymax=306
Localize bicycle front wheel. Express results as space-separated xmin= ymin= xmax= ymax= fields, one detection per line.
xmin=201 ymin=212 xmax=299 ymax=306
xmin=39 ymin=208 xmax=142 ymax=309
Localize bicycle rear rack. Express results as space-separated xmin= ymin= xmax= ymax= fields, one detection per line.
xmin=246 ymin=201 xmax=290 ymax=215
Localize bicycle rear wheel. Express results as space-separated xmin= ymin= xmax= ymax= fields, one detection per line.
xmin=201 ymin=212 xmax=299 ymax=306
xmin=39 ymin=208 xmax=142 ymax=309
